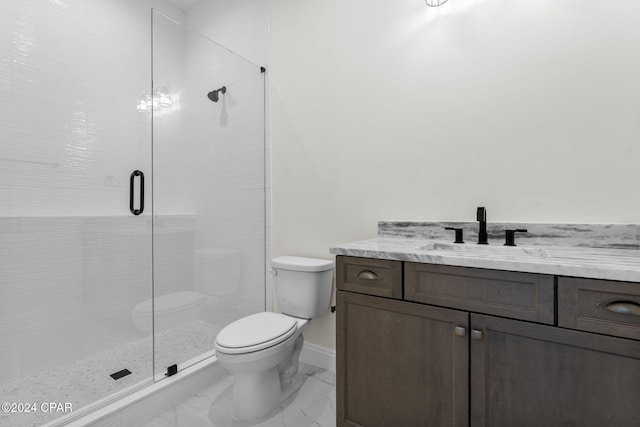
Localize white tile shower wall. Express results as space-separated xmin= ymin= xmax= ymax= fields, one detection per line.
xmin=184 ymin=0 xmax=271 ymax=311
xmin=0 ymin=0 xmax=152 ymax=216
xmin=142 ymin=0 xmax=184 ymax=25
xmin=152 ymin=9 xmax=191 ymax=217
xmin=0 ymin=216 xmax=195 ymax=386
xmin=0 ymin=0 xmax=154 ymax=389
xmin=148 ymin=9 xmax=267 ymax=369
xmin=185 ymin=0 xmax=269 ymax=67
xmin=183 ymin=21 xmax=266 ymax=319
xmin=1 ymin=0 xmax=268 ymax=383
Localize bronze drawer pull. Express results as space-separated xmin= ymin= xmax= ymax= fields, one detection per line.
xmin=357 ymin=270 xmax=382 ymax=280
xmin=596 ymin=300 xmax=640 ymax=316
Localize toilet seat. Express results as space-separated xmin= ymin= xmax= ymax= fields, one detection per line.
xmin=215 ymin=312 xmax=298 ymax=355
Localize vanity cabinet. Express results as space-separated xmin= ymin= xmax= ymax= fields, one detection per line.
xmin=336 ymin=256 xmax=403 ymax=299
xmin=337 ymin=291 xmax=468 ymax=427
xmin=470 ymin=314 xmax=640 ymax=426
xmin=558 ymin=276 xmax=640 ymax=340
xmin=404 ymin=262 xmax=555 ymax=324
xmin=336 ymin=255 xmax=640 ymax=427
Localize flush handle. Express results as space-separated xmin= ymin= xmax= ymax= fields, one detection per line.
xmin=357 ymin=270 xmax=382 ymax=280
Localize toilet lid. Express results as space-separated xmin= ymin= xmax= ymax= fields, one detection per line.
xmin=133 ymin=291 xmax=205 ymax=316
xmin=215 ymin=312 xmax=297 ymax=354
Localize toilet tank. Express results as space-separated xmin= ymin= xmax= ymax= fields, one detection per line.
xmin=271 ymin=256 xmax=334 ymax=319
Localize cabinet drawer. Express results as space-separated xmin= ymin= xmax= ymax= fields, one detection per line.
xmin=336 ymin=256 xmax=402 ymax=299
xmin=558 ymin=277 xmax=640 ymax=340
xmin=405 ymin=263 xmax=555 ymax=324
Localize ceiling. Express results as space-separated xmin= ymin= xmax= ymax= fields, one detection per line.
xmin=165 ymin=0 xmax=202 ymax=11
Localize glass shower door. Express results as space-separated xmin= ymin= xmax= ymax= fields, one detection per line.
xmin=152 ymin=11 xmax=266 ymax=380
xmin=0 ymin=1 xmax=153 ymax=425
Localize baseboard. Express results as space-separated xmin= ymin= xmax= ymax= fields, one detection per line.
xmin=300 ymin=342 xmax=336 ymax=373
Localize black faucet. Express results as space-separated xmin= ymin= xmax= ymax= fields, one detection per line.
xmin=476 ymin=207 xmax=488 ymax=245
xmin=504 ymin=229 xmax=528 ymax=246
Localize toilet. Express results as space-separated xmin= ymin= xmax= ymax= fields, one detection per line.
xmin=214 ymin=256 xmax=334 ymax=421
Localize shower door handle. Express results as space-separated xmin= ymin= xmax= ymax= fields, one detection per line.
xmin=129 ymin=170 xmax=144 ymax=215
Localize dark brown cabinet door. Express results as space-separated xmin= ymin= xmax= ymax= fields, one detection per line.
xmin=470 ymin=314 xmax=640 ymax=427
xmin=337 ymin=291 xmax=469 ymax=427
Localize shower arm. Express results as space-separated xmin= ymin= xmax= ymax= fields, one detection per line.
xmin=207 ymin=86 xmax=226 ymax=102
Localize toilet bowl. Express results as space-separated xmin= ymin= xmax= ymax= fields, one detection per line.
xmin=215 ymin=312 xmax=308 ymax=420
xmin=214 ymin=256 xmax=334 ymax=421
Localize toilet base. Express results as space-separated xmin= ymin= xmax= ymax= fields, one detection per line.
xmin=280 ymin=370 xmax=304 ymax=407
xmin=207 ymin=371 xmax=306 ymax=426
xmin=230 ymin=369 xmax=305 ymax=422
xmin=227 ymin=334 xmax=306 ymax=421
xmin=231 ymin=366 xmax=281 ymax=421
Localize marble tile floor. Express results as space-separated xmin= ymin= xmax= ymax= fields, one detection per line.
xmin=140 ymin=363 xmax=336 ymax=427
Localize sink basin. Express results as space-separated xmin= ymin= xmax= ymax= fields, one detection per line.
xmin=416 ymin=242 xmax=548 ymax=258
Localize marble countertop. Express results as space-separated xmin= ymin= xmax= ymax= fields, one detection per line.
xmin=329 ymin=237 xmax=640 ymax=282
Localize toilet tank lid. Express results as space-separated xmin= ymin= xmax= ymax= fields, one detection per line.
xmin=272 ymin=256 xmax=334 ymax=272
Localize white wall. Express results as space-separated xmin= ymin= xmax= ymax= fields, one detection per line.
xmin=186 ymin=0 xmax=269 ymax=66
xmin=271 ymin=0 xmax=640 ymax=349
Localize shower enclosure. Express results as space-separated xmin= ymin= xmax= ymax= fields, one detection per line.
xmin=0 ymin=1 xmax=266 ymax=426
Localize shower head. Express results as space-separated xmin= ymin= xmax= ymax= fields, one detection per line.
xmin=207 ymin=86 xmax=226 ymax=102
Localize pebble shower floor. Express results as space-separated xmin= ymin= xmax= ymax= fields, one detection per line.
xmin=0 ymin=321 xmax=219 ymax=427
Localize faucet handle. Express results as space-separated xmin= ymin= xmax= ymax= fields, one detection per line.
xmin=444 ymin=227 xmax=464 ymax=244
xmin=504 ymin=229 xmax=528 ymax=246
